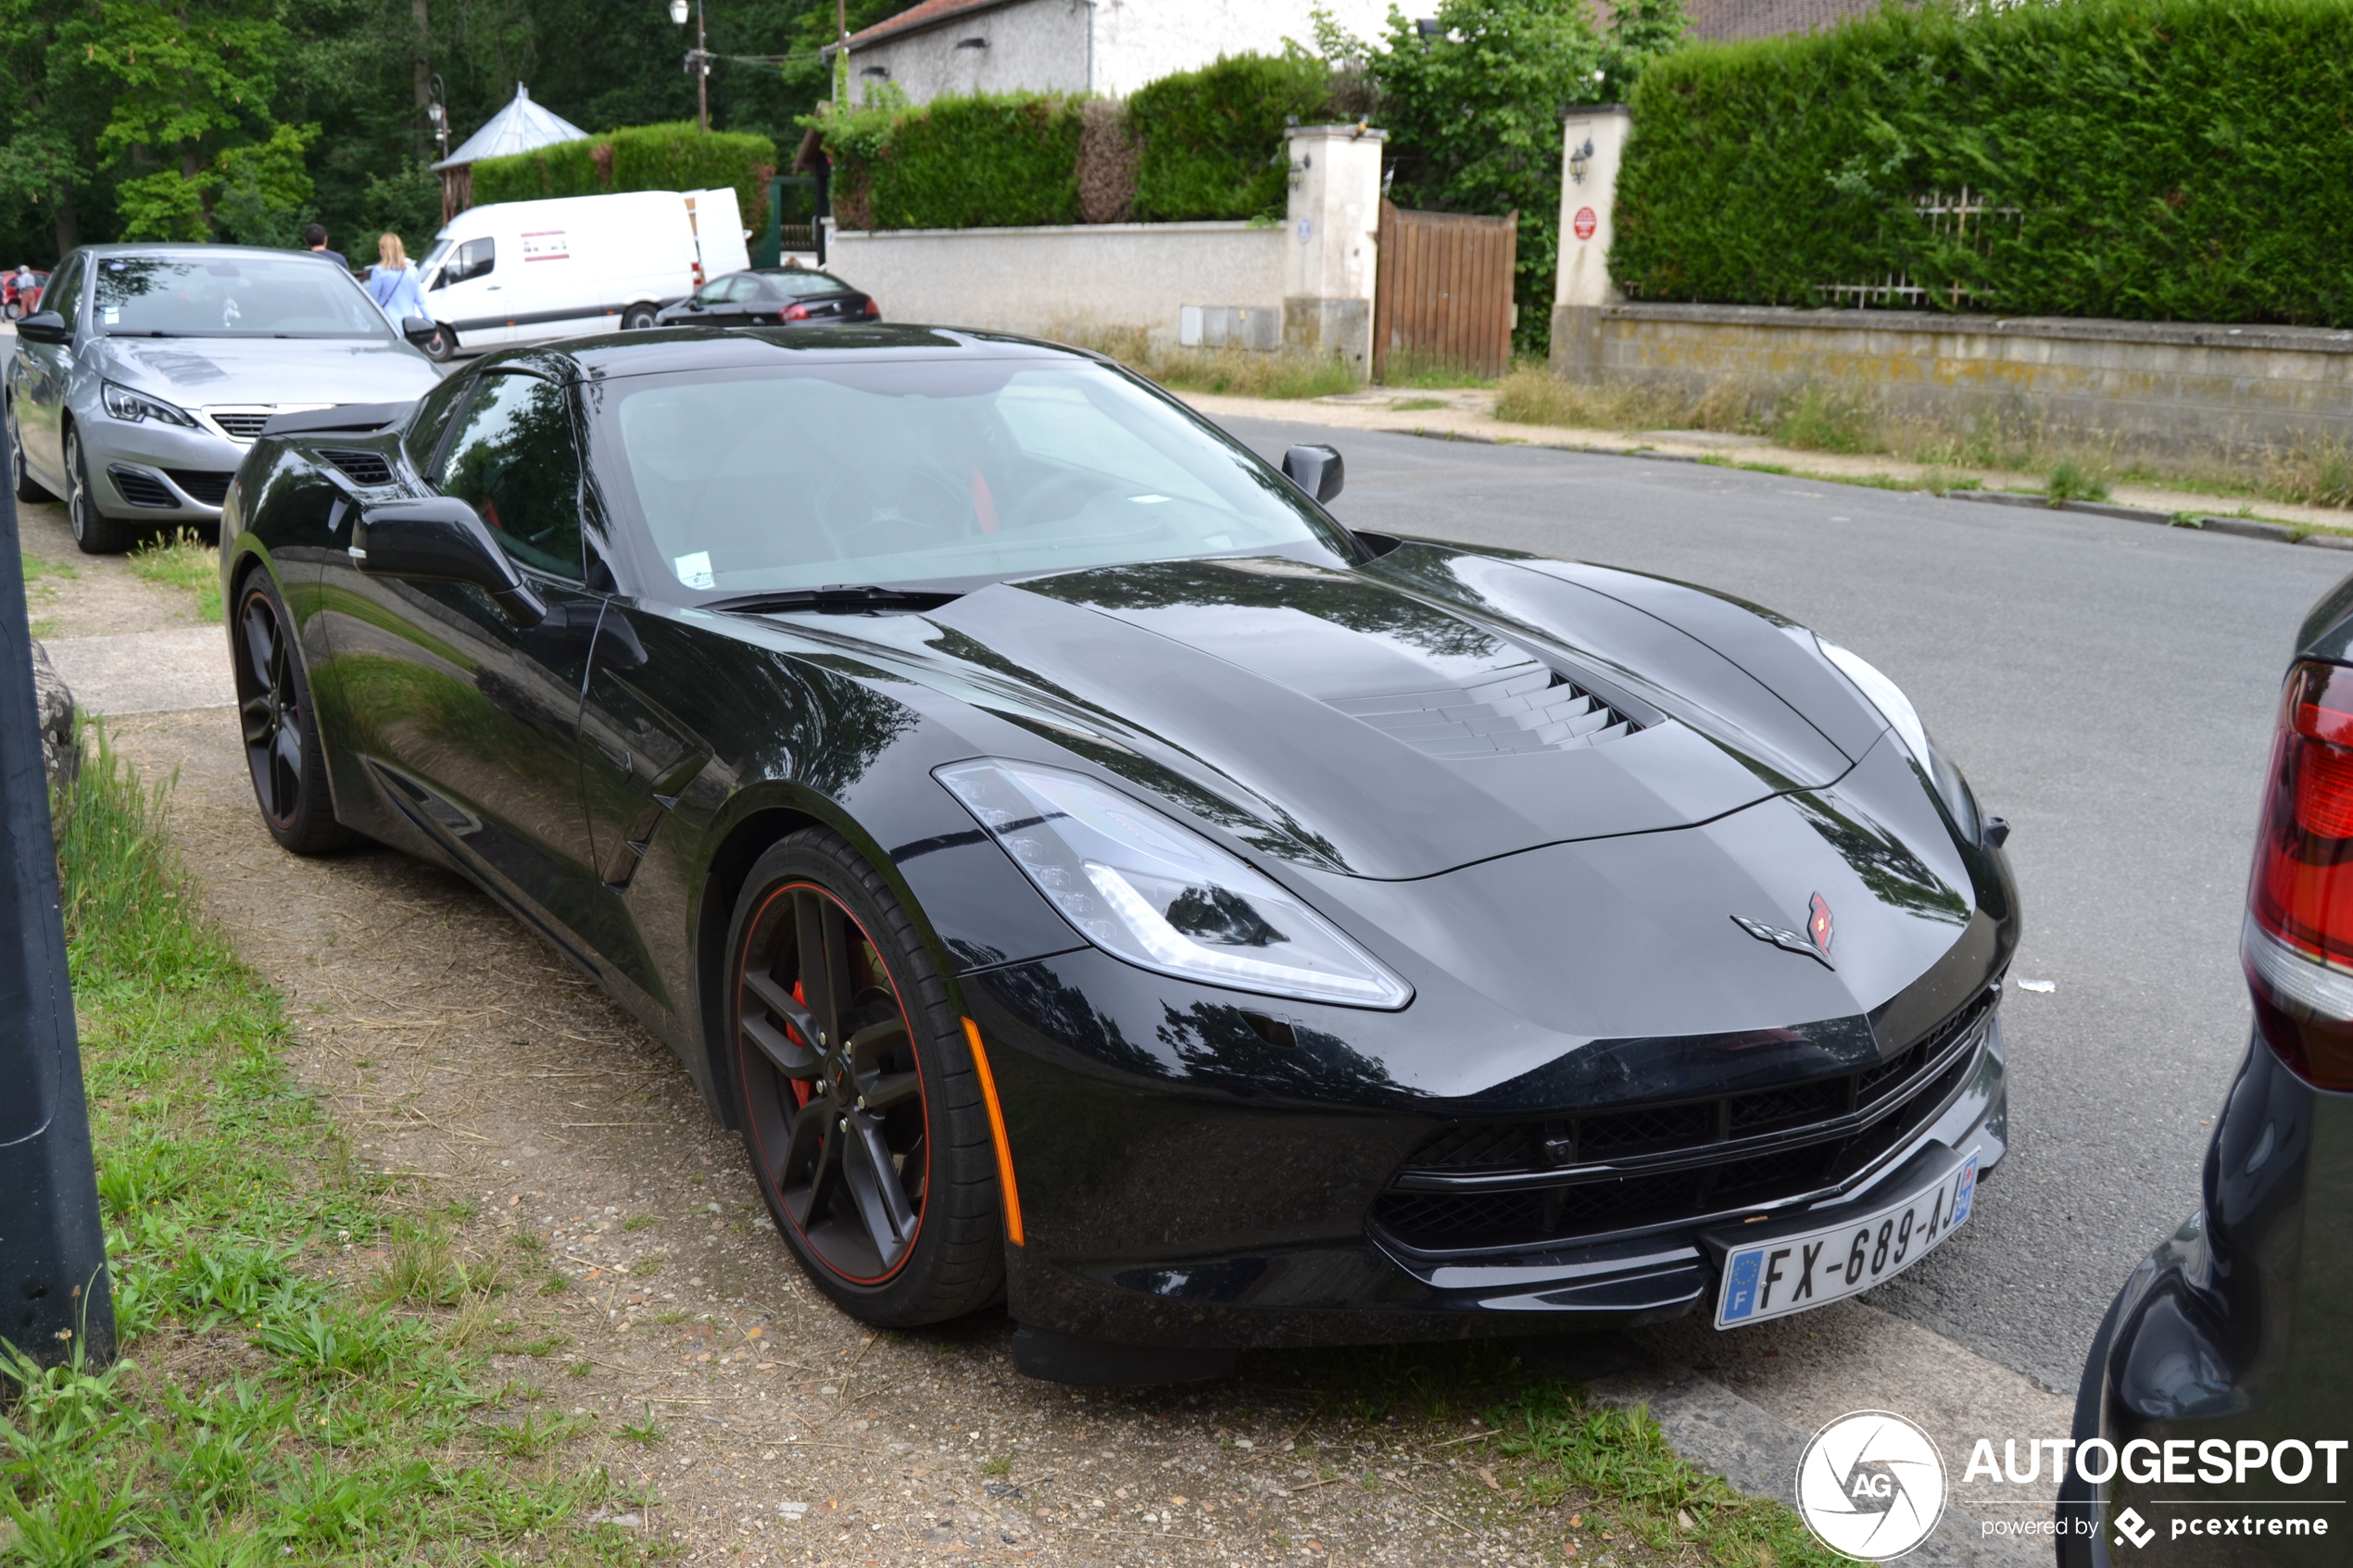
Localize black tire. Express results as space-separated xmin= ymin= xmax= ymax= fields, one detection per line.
xmin=725 ymin=830 xmax=1004 ymax=1326
xmin=65 ymin=426 xmax=138 ymax=554
xmin=417 ymin=323 xmax=457 ymax=362
xmin=8 ymin=400 xmax=52 ymax=503
xmin=621 ymin=304 xmax=659 ymax=331
xmin=232 ymin=569 xmax=354 ymax=855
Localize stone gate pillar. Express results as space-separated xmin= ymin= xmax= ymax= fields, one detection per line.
xmin=1283 ymin=123 xmax=1387 ymax=373
xmin=1551 ymin=104 xmax=1632 ymax=381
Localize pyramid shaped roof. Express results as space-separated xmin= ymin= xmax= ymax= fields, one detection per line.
xmin=434 ymin=83 xmax=590 ymax=170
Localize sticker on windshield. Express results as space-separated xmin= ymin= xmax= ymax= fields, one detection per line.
xmin=101 ymin=307 xmax=119 ymax=324
xmin=673 ymin=551 xmax=714 ymax=590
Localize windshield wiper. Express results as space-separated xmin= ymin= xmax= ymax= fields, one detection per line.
xmin=105 ymin=330 xmax=182 ymax=338
xmin=703 ymin=583 xmax=961 ymax=615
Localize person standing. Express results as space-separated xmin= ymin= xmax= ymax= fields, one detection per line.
xmin=303 ymin=223 xmax=347 ymax=272
xmin=366 ymin=233 xmax=427 ymax=327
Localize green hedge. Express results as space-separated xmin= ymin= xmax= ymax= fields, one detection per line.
xmin=471 ymin=122 xmax=777 ymax=231
xmin=1613 ymin=0 xmax=2353 ymax=325
xmin=1128 ymin=55 xmax=1331 ymax=221
xmin=829 ymin=92 xmax=1085 ymax=231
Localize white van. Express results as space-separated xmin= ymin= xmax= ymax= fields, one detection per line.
xmin=415 ymin=187 xmax=752 ymax=355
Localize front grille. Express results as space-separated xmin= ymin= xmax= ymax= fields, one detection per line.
xmin=320 ymin=447 xmax=395 ymax=486
xmin=1373 ymin=989 xmax=1995 ymax=1254
xmin=107 ymin=466 xmax=176 ymax=508
xmin=1331 ymin=664 xmax=1636 ymax=758
xmin=165 ymin=470 xmax=234 ymax=506
xmin=209 ymin=411 xmax=272 ymax=440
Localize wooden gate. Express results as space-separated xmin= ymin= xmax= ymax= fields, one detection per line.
xmin=1373 ymin=202 xmax=1518 ymax=382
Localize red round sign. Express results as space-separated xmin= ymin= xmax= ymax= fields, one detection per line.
xmin=1573 ymin=206 xmax=1599 ymax=242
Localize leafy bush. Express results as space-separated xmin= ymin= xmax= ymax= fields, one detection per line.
xmin=1614 ymin=0 xmax=2353 ymax=325
xmin=1127 ymin=55 xmax=1331 ymax=221
xmin=830 ymin=91 xmax=1085 ymax=231
xmin=471 ymin=122 xmax=777 ymax=231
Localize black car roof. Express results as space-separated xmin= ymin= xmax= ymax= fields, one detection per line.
xmin=518 ymin=324 xmax=1103 ymax=380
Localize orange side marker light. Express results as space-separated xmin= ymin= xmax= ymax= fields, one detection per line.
xmin=962 ymin=1017 xmax=1024 ymax=1246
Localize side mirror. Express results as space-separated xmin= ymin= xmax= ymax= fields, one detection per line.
xmin=400 ymin=316 xmax=442 ymax=345
xmin=1282 ymin=443 xmax=1344 ymax=504
xmin=353 ymin=497 xmax=547 ymax=628
xmin=15 ymin=311 xmax=67 ymax=345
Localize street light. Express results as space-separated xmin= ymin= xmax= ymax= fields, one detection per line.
xmin=670 ymin=0 xmax=711 ymax=132
xmin=425 ymin=72 xmax=449 ymax=163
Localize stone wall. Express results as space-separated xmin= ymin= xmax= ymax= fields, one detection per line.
xmin=1549 ymin=302 xmax=2353 ymax=458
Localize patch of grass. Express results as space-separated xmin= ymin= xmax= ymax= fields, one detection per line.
xmin=979 ymin=1456 xmax=1013 ymax=1476
xmin=367 ymin=1225 xmax=512 ymax=1307
xmin=628 ymin=1256 xmax=661 ymax=1278
xmin=2265 ymin=439 xmax=2353 ymax=510
xmin=620 ymin=1213 xmax=658 ymax=1234
xmin=1491 ymin=367 xmax=1715 ymax=433
xmin=1771 ymin=381 xmax=1883 ymax=455
xmin=9 ymin=725 xmax=658 ymax=1565
xmin=2045 ymin=458 xmax=2112 ymax=504
xmin=126 ymin=528 xmax=224 ymax=621
xmin=1048 ymin=323 xmax=1362 ymax=399
xmin=1389 ymin=396 xmax=1448 ymax=411
xmin=617 ymin=1409 xmax=666 ymax=1447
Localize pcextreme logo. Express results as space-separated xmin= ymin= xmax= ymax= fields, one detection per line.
xmin=1794 ymin=1411 xmax=1945 ymax=1561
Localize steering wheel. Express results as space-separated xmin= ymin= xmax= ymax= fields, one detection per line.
xmin=809 ymin=463 xmax=975 ymax=558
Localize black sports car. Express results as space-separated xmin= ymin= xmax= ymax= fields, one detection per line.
xmin=2057 ymin=577 xmax=2353 ymax=1566
xmin=220 ymin=324 xmax=2017 ymax=1383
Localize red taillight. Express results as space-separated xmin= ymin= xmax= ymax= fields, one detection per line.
xmin=779 ymin=302 xmax=810 ymax=321
xmin=2246 ymin=659 xmax=2353 ymax=1088
xmin=863 ymin=297 xmax=880 ymax=319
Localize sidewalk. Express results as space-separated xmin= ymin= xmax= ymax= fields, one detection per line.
xmin=1181 ymin=386 xmax=2353 ymax=539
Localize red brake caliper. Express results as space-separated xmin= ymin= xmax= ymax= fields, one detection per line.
xmin=787 ymin=979 xmax=814 ymax=1109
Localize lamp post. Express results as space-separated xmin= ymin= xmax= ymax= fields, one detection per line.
xmin=670 ymin=0 xmax=710 ymax=132
xmin=425 ymin=73 xmax=449 ymax=163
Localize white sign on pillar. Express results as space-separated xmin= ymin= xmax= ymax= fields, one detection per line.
xmin=1554 ymin=106 xmax=1633 ymax=310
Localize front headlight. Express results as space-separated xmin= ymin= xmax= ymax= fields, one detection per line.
xmin=100 ymin=381 xmax=197 ymax=427
xmin=1816 ymin=636 xmax=1982 ymax=840
xmin=937 ymin=759 xmax=1414 ymax=1010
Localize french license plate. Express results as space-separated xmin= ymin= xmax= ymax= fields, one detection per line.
xmin=1715 ymin=1154 xmax=1977 ymax=1329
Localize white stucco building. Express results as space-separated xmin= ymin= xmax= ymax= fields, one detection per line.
xmin=827 ymin=0 xmax=1393 ymax=105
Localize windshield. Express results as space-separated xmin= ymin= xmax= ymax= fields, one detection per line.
xmin=93 ymin=254 xmax=391 ymax=338
xmin=594 ymin=358 xmax=1353 ymax=596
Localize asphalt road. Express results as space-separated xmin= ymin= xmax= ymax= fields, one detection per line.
xmin=1227 ymin=415 xmax=2347 ymax=1393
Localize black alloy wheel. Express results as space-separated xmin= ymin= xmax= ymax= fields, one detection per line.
xmin=621 ymin=304 xmax=659 ymax=331
xmin=727 ymin=831 xmax=1003 ymax=1324
xmin=233 ymin=573 xmax=353 ymax=854
xmin=8 ymin=400 xmax=51 ymax=503
xmin=65 ymin=427 xmax=135 ymax=554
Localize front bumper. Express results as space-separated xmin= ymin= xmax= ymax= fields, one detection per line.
xmin=82 ymin=410 xmax=250 ymax=521
xmin=967 ymin=947 xmax=2008 ymax=1349
xmin=2059 ymin=1027 xmax=2352 ymax=1567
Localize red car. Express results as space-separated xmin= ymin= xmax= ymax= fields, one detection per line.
xmin=5 ymin=270 xmax=47 ymax=320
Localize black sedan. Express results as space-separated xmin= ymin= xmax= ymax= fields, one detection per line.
xmin=219 ymin=324 xmax=2017 ymax=1383
xmin=652 ymin=266 xmax=876 ymax=329
xmin=2057 ymin=579 xmax=2353 ymax=1565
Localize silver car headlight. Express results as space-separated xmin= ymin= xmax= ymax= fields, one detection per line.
xmin=1816 ymin=635 xmax=1982 ymax=839
xmin=100 ymin=381 xmax=197 ymax=428
xmin=937 ymin=759 xmax=1413 ymax=1010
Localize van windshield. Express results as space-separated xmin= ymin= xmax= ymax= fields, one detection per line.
xmin=92 ymin=254 xmax=390 ymax=338
xmin=594 ymin=359 xmax=1352 ymax=596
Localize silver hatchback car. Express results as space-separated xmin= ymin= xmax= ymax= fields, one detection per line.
xmin=6 ymin=245 xmax=445 ymax=552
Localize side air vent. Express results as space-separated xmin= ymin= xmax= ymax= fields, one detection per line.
xmin=107 ymin=466 xmax=176 ymax=508
xmin=1329 ymin=662 xmax=1634 ymax=759
xmin=165 ymin=470 xmax=234 ymax=507
xmin=320 ymin=448 xmax=396 ymax=487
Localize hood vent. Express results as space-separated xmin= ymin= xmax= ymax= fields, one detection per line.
xmin=321 ymin=448 xmax=396 ymax=487
xmin=1329 ymin=662 xmax=1634 ymax=759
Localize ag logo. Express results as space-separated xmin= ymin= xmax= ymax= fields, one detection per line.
xmin=1794 ymin=1411 xmax=1945 ymax=1560
xmin=2113 ymin=1507 xmax=2156 ymax=1549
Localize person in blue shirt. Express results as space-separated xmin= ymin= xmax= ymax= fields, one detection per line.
xmin=366 ymin=233 xmax=428 ymax=328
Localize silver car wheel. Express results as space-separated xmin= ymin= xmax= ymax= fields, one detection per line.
xmin=65 ymin=427 xmax=136 ymax=554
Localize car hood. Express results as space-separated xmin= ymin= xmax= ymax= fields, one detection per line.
xmin=93 ymin=334 xmax=442 ymax=407
xmin=787 ymin=549 xmax=1892 ymax=880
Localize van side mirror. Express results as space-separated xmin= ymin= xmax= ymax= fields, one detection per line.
xmin=1282 ymin=443 xmax=1344 ymax=504
xmin=353 ymin=497 xmax=547 ymax=628
xmin=15 ymin=311 xmax=67 ymax=345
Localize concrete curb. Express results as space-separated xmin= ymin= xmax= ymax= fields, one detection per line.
xmin=1519 ymin=1335 xmax=2044 ymax=1566
xmin=1381 ymin=424 xmax=2348 ymax=555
